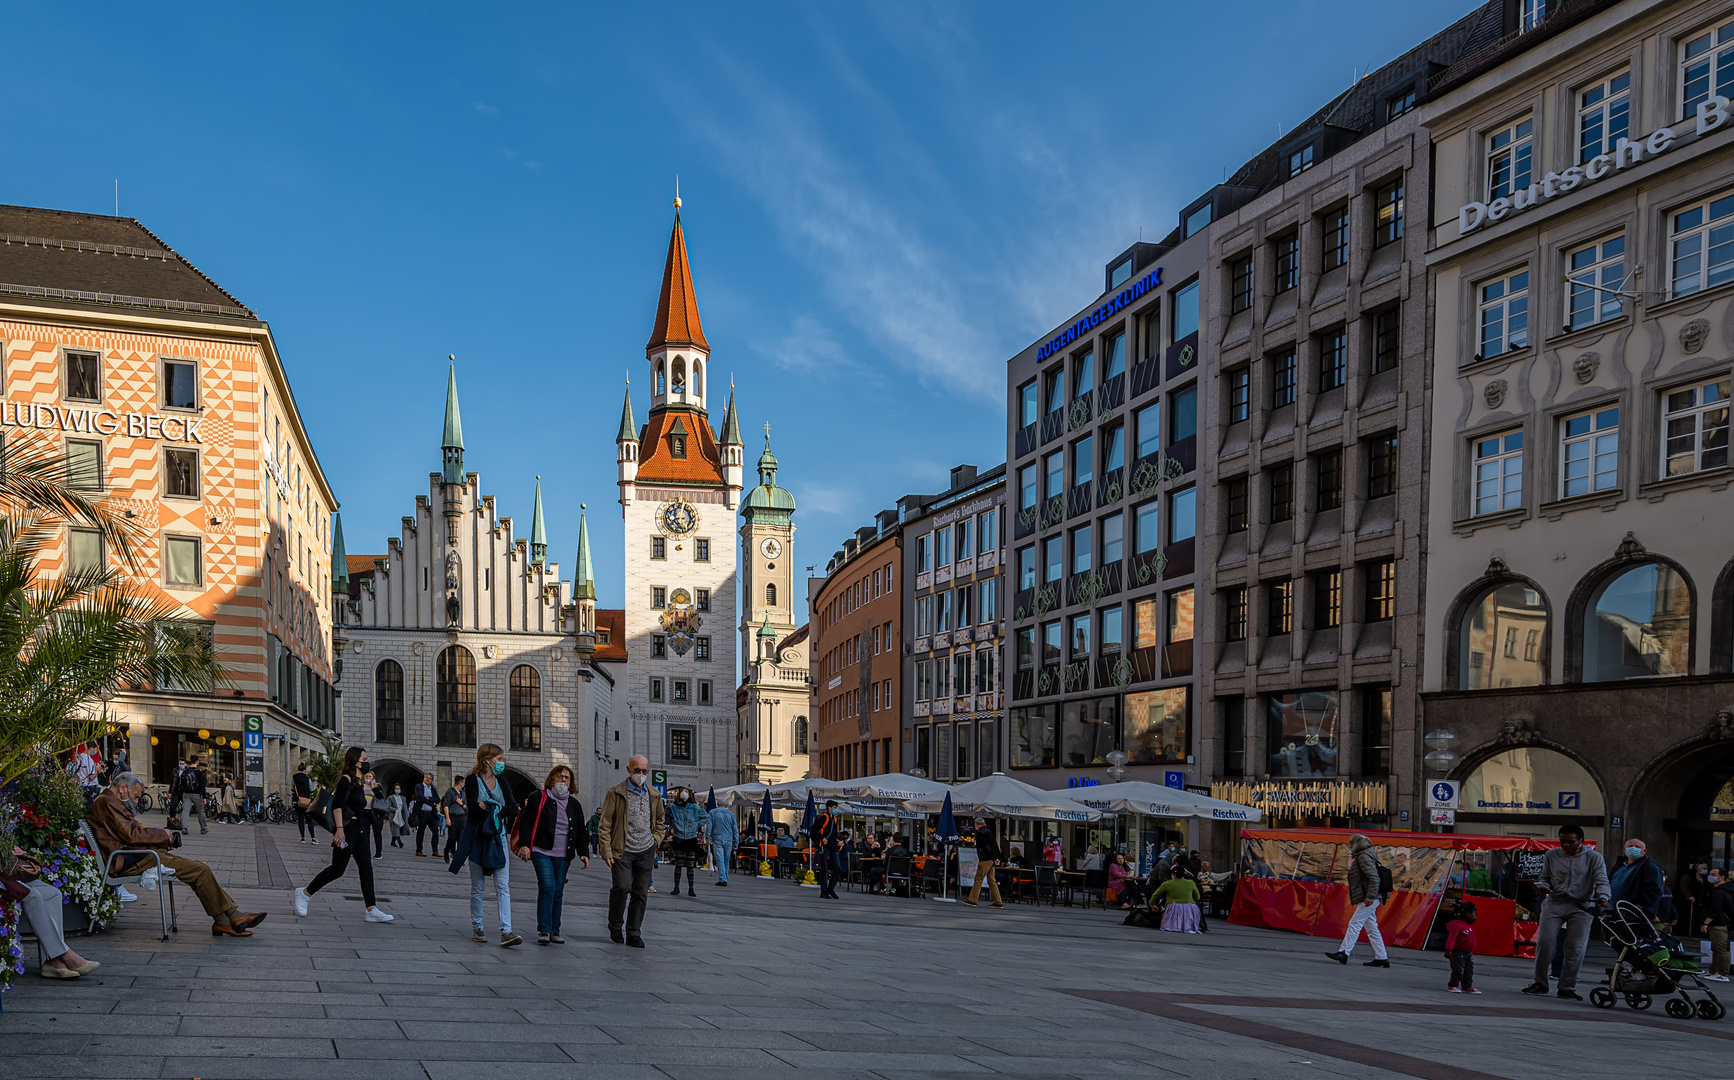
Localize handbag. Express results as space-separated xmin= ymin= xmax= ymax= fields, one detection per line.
xmin=308 ymin=786 xmax=336 ymax=833
xmin=516 ymin=792 xmax=549 ymax=861
xmin=0 ymin=874 xmax=29 ymax=903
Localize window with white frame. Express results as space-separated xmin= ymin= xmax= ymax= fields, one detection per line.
xmin=1680 ymin=17 xmax=1734 ymax=121
xmin=1520 ymin=0 xmax=1546 ymax=32
xmin=1473 ymin=431 xmax=1524 ymax=514
xmin=1560 ymin=406 xmax=1619 ymax=498
xmin=1663 ymin=378 xmax=1731 ymax=476
xmin=1669 ymin=192 xmax=1734 ymax=299
xmin=1567 ymin=236 xmax=1626 ymax=330
xmin=1486 ymin=118 xmax=1534 ymax=200
xmin=1478 ymin=269 xmax=1529 ymax=358
xmin=915 ymin=595 xmax=934 ymax=636
xmin=1577 ymin=71 xmax=1630 ymax=163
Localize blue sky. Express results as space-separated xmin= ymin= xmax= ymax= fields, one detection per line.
xmin=6 ymin=1 xmax=1471 ymax=611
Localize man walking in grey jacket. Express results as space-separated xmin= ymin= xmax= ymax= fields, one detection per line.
xmin=1523 ymin=823 xmax=1610 ymax=1000
xmin=1326 ymin=834 xmax=1389 ymax=967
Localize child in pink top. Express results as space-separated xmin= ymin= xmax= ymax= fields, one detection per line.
xmin=1444 ymin=903 xmax=1479 ymax=994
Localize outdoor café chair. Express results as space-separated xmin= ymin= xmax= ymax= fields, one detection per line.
xmin=1033 ymin=864 xmax=1060 ymax=906
xmin=80 ymin=820 xmax=178 ymax=940
xmin=886 ymin=853 xmax=913 ymax=897
xmin=1080 ymin=867 xmax=1110 ymax=910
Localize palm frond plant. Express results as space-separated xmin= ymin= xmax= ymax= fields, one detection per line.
xmin=0 ymin=432 xmax=226 ymax=787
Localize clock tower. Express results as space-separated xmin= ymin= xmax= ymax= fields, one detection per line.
xmin=737 ymin=430 xmax=807 ymax=784
xmin=615 ymin=197 xmax=744 ymax=793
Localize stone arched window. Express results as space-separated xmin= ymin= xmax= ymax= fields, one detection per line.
xmin=766 ymin=582 xmax=777 ymax=607
xmin=1578 ymin=560 xmax=1693 ymax=682
xmin=1453 ymin=580 xmax=1550 ymax=690
xmin=374 ymin=659 xmax=404 ymax=744
xmin=509 ymin=665 xmax=541 ymax=752
xmin=1711 ymin=555 xmax=1734 ymax=673
xmin=793 ymin=715 xmax=809 ymax=755
xmin=435 ymin=645 xmax=477 ymax=747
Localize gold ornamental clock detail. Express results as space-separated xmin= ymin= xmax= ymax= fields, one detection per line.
xmin=658 ymin=497 xmax=699 ymax=537
xmin=760 ymin=537 xmax=783 ymax=559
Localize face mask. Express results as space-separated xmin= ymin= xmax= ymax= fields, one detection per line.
xmin=629 ymin=772 xmax=648 ymax=787
xmin=677 ymin=794 xmax=688 ymax=803
xmin=1712 ymin=875 xmax=1724 ymax=885
xmin=394 ymin=788 xmax=401 ymax=795
xmin=554 ymin=782 xmax=570 ymax=798
xmin=492 ymin=761 xmax=506 ymax=776
xmin=1626 ymin=847 xmax=1643 ymax=859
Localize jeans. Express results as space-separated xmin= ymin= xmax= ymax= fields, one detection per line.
xmin=1339 ymin=900 xmax=1388 ymax=959
xmin=1534 ymin=902 xmax=1593 ymax=990
xmin=531 ymin=853 xmax=571 ymax=934
xmin=185 ymin=795 xmax=207 ymax=832
xmin=470 ymin=857 xmax=511 ymax=934
xmin=608 ymin=848 xmax=655 ymax=935
xmin=306 ymin=823 xmax=376 ymax=907
xmin=712 ymin=842 xmax=733 ymax=883
xmin=1447 ymin=948 xmax=1475 ymax=989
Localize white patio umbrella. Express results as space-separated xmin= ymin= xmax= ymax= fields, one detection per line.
xmin=807 ymin=773 xmax=953 ymax=803
xmin=711 ymin=776 xmax=833 ymax=809
xmin=1067 ymin=781 xmax=1263 ymax=823
xmin=900 ymin=772 xmax=1104 ymax=821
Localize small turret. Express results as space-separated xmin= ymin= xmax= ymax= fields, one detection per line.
xmin=572 ymin=503 xmax=597 ymax=655
xmin=441 ymin=361 xmax=465 ymax=486
xmin=529 ymin=478 xmax=547 ymax=569
xmin=616 ymin=382 xmax=639 ymax=507
xmin=719 ymin=390 xmax=744 ymax=493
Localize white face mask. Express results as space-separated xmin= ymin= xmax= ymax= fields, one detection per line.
xmin=554 ymin=782 xmax=569 ymax=798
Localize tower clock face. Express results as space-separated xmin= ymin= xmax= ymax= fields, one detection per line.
xmin=760 ymin=537 xmax=783 ymax=559
xmin=659 ymin=498 xmax=699 ymax=536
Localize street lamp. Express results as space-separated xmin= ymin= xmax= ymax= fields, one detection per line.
xmin=1105 ymin=749 xmax=1129 ymax=783
xmin=1423 ymin=730 xmax=1459 ymax=776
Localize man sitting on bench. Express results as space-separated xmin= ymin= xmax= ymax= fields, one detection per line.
xmin=88 ymin=774 xmax=267 ymax=938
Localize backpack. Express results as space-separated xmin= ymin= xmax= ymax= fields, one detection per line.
xmin=1376 ymin=862 xmax=1394 ymax=900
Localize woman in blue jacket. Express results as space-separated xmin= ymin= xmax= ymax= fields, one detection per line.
xmin=666 ymin=788 xmax=708 ymax=897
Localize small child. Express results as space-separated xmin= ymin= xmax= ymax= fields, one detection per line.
xmin=1445 ymin=902 xmax=1480 ymax=994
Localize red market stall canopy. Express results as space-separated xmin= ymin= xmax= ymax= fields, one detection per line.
xmin=1230 ymin=828 xmax=1587 ymax=956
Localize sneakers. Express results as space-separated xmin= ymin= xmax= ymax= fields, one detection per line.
xmin=292 ymin=888 xmax=310 ymax=917
xmin=1521 ymin=982 xmax=1549 ymax=995
xmin=714 ymin=880 xmax=728 ymax=886
xmin=963 ymin=899 xmax=978 ymax=906
xmin=1326 ymin=951 xmax=1349 ymax=965
xmin=364 ymin=906 xmax=394 ymax=923
xmin=991 ymin=902 xmax=1005 ymax=908
xmin=1707 ymin=974 xmax=1731 ymax=983
xmin=1463 ymin=988 xmax=1482 ymax=995
xmin=537 ymin=932 xmax=550 ymax=945
xmin=548 ymin=933 xmax=564 ymax=944
xmin=500 ymin=932 xmax=522 ymax=948
xmin=115 ymin=886 xmax=138 ymax=903
xmin=472 ymin=929 xmax=488 ymax=943
xmin=1447 ymin=986 xmax=1462 ymax=993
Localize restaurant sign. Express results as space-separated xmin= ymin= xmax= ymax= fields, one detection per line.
xmin=1210 ymin=780 xmax=1387 ymax=822
xmin=1 ymin=401 xmax=204 ymax=442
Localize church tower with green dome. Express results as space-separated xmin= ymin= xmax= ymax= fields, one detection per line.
xmin=737 ymin=429 xmax=810 ymax=784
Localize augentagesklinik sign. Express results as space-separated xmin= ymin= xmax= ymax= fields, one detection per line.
xmin=0 ymin=401 xmax=205 ymax=443
xmin=1458 ymin=96 xmax=1729 ymax=234
xmin=1037 ymin=267 xmax=1162 ymax=360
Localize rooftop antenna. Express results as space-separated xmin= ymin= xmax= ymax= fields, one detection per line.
xmin=674 ymin=175 xmax=681 ymax=211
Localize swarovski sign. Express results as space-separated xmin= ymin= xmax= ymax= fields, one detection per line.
xmin=0 ymin=400 xmax=204 ymax=442
xmin=1458 ymin=96 xmax=1728 ymax=234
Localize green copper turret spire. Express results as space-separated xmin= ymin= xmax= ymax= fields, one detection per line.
xmin=441 ymin=360 xmax=466 ymax=485
xmin=616 ymin=383 xmax=637 ymax=443
xmin=757 ymin=611 xmax=777 ymax=640
xmin=529 ymin=478 xmax=547 ymax=567
xmin=330 ymin=512 xmax=349 ymax=595
xmin=572 ymin=504 xmax=596 ymax=601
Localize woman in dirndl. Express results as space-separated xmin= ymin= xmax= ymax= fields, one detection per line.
xmin=666 ymin=787 xmax=708 ymax=898
xmin=1154 ymin=871 xmax=1204 ymax=933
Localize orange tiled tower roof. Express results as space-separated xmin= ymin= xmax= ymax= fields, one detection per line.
xmin=645 ymin=212 xmax=709 ymax=353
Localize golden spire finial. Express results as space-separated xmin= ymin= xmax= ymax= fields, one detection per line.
xmin=763 ymin=421 xmax=772 ymax=440
xmin=674 ymin=175 xmax=682 ymax=211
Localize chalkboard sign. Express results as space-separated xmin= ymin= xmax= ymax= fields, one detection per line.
xmin=1516 ymin=850 xmax=1547 ymax=881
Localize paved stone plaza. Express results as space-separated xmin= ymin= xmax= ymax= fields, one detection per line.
xmin=2 ymin=819 xmax=1728 ymax=1079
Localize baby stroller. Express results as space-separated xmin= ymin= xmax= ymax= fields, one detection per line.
xmin=1588 ymin=899 xmax=1724 ymax=1020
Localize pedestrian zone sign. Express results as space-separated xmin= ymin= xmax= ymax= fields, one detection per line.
xmin=1426 ymin=780 xmax=1459 ymax=810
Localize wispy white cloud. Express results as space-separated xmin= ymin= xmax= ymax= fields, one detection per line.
xmin=472 ymin=101 xmax=498 ymax=116
xmin=753 ymin=314 xmax=859 ymax=379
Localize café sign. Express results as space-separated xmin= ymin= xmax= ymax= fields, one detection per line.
xmin=1 ymin=401 xmax=203 ymax=443
xmin=1458 ymin=96 xmax=1727 ymax=234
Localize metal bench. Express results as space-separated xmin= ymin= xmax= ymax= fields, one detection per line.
xmin=79 ymin=820 xmax=178 ymax=940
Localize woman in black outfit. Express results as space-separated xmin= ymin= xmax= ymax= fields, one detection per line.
xmin=293 ymin=746 xmax=394 ymax=923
